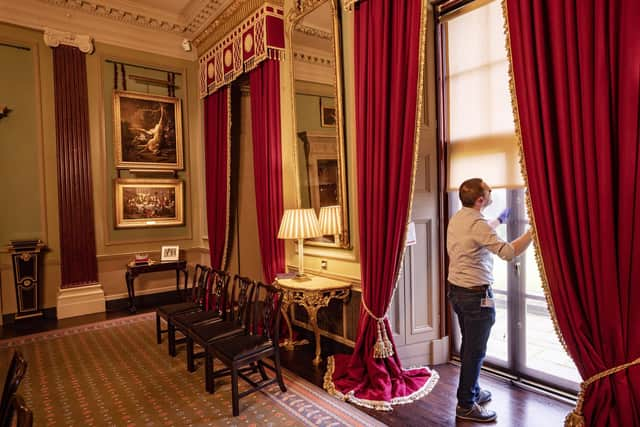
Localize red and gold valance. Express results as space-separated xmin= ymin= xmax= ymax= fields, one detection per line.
xmin=198 ymin=3 xmax=285 ymax=98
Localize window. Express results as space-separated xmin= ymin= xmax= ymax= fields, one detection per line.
xmin=441 ymin=0 xmax=579 ymax=393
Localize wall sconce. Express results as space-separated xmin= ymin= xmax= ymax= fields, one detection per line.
xmin=277 ymin=208 xmax=322 ymax=278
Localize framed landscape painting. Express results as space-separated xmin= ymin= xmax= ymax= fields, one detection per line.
xmin=114 ymin=179 xmax=184 ymax=228
xmin=113 ymin=91 xmax=184 ymax=170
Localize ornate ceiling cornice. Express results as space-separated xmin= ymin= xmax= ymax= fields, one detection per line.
xmin=38 ymin=0 xmax=188 ymax=33
xmin=193 ymin=0 xmax=284 ymax=50
xmin=294 ymin=23 xmax=332 ymax=40
xmin=293 ymin=50 xmax=333 ymax=67
xmin=184 ymin=1 xmax=225 ymax=34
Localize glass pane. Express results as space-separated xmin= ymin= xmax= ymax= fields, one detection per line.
xmin=525 ymin=295 xmax=581 ymax=384
xmin=486 ymin=291 xmax=508 ymax=361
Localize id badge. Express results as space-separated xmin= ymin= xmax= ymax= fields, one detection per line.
xmin=480 ymin=297 xmax=495 ymax=308
xmin=480 ymin=289 xmax=494 ymax=308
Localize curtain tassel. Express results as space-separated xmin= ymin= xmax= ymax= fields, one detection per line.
xmin=372 ymin=319 xmax=394 ymax=359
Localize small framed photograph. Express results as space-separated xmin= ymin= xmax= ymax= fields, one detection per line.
xmin=320 ymin=98 xmax=336 ymax=128
xmin=114 ymin=178 xmax=184 ymax=228
xmin=113 ymin=90 xmax=184 ymax=170
xmin=161 ymin=245 xmax=180 ymax=262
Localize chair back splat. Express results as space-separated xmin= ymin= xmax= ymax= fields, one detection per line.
xmin=0 ymin=350 xmax=27 ymax=423
xmin=207 ymin=269 xmax=231 ymax=316
xmin=249 ymin=283 xmax=282 ymax=342
xmin=230 ymin=275 xmax=256 ymax=326
xmin=192 ymin=264 xmax=212 ymax=307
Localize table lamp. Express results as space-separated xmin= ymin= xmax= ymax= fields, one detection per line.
xmin=318 ymin=205 xmax=342 ymax=244
xmin=277 ymin=208 xmax=322 ymax=278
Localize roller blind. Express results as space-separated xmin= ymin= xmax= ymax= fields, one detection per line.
xmin=445 ymin=0 xmax=524 ymax=191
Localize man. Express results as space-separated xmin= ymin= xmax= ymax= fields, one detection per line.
xmin=447 ymin=178 xmax=532 ymax=422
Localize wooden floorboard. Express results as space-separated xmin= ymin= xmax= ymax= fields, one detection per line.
xmin=1 ymin=308 xmax=575 ymax=426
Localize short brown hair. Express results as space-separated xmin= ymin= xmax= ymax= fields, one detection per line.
xmin=459 ymin=178 xmax=485 ymax=207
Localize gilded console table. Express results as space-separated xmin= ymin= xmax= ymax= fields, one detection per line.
xmin=275 ymin=275 xmax=351 ymax=366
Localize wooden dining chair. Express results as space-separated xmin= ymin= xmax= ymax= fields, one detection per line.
xmin=0 ymin=350 xmax=27 ymax=423
xmin=209 ymin=282 xmax=287 ymax=416
xmin=167 ymin=269 xmax=231 ymax=357
xmin=1 ymin=394 xmax=32 ymax=427
xmin=155 ymin=264 xmax=210 ymax=345
xmin=185 ymin=275 xmax=256 ymax=379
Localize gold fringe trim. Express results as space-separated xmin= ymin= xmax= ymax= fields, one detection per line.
xmin=343 ymin=0 xmax=360 ymax=12
xmin=565 ymin=356 xmax=640 ymax=426
xmin=501 ymin=0 xmax=575 ymax=381
xmin=220 ymin=86 xmax=232 ymax=271
xmin=323 ymin=355 xmax=440 ymax=411
xmin=383 ymin=0 xmax=429 ymax=347
xmin=361 ymin=299 xmax=393 ymax=358
xmin=501 ymin=3 xmax=588 ymax=424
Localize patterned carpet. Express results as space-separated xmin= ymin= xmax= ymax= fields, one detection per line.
xmin=0 ymin=313 xmax=385 ymax=426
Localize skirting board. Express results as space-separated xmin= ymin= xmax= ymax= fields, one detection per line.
xmin=56 ymin=284 xmax=106 ymax=319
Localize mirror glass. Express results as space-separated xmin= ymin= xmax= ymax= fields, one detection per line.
xmin=289 ymin=0 xmax=349 ymax=247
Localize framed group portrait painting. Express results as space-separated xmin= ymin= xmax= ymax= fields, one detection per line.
xmin=114 ymin=178 xmax=184 ymax=228
xmin=113 ymin=91 xmax=184 ymax=170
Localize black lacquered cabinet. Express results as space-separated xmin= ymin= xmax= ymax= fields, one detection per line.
xmin=8 ymin=240 xmax=46 ymax=319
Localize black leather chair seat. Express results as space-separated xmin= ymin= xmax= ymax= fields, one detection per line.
xmin=190 ymin=321 xmax=244 ymax=343
xmin=212 ymin=335 xmax=272 ymax=361
xmin=156 ymin=302 xmax=200 ymax=317
xmin=172 ymin=310 xmax=223 ymax=331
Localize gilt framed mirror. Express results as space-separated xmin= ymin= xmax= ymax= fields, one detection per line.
xmin=288 ymin=0 xmax=349 ymax=248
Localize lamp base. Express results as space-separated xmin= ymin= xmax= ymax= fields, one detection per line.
xmin=293 ymin=273 xmax=311 ymax=282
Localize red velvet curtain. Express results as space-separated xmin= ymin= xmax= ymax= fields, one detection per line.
xmin=505 ymin=0 xmax=640 ymax=425
xmin=249 ymin=60 xmax=285 ymax=283
xmin=204 ymin=88 xmax=231 ymax=270
xmin=325 ymin=0 xmax=437 ymax=409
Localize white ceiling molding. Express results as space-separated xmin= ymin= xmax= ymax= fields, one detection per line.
xmin=1 ymin=0 xmax=198 ymax=59
xmin=293 ymin=48 xmax=334 ymax=86
xmin=38 ymin=0 xmax=188 ymax=33
xmin=44 ymin=28 xmax=94 ymax=53
xmin=294 ymin=23 xmax=332 ymax=40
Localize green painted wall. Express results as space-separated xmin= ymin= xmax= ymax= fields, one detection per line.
xmin=0 ymin=43 xmax=41 ymax=243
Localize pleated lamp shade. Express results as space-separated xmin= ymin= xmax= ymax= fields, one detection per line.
xmin=318 ymin=205 xmax=342 ymax=236
xmin=277 ymin=208 xmax=322 ymax=240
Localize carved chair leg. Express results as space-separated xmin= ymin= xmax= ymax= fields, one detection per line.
xmin=231 ymin=366 xmax=240 ymax=416
xmin=168 ymin=323 xmax=177 ymax=357
xmin=155 ymin=314 xmax=162 ymax=344
xmin=205 ymin=352 xmax=214 ymax=394
xmin=274 ymin=351 xmax=287 ymax=392
xmin=186 ymin=338 xmax=195 ymax=372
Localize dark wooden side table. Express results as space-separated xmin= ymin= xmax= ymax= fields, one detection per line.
xmin=125 ymin=260 xmax=188 ymax=313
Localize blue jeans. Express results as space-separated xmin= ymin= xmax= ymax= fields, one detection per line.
xmin=447 ymin=283 xmax=496 ymax=408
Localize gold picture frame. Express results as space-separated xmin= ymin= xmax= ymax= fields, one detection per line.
xmin=320 ymin=97 xmax=337 ymax=128
xmin=114 ymin=178 xmax=184 ymax=228
xmin=113 ymin=91 xmax=184 ymax=170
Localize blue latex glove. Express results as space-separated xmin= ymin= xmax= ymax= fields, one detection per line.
xmin=498 ymin=208 xmax=511 ymax=224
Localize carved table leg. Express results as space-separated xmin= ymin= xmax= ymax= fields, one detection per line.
xmin=280 ymin=302 xmax=295 ymax=351
xmin=307 ymin=306 xmax=322 ymax=366
xmin=125 ymin=271 xmax=137 ymax=313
